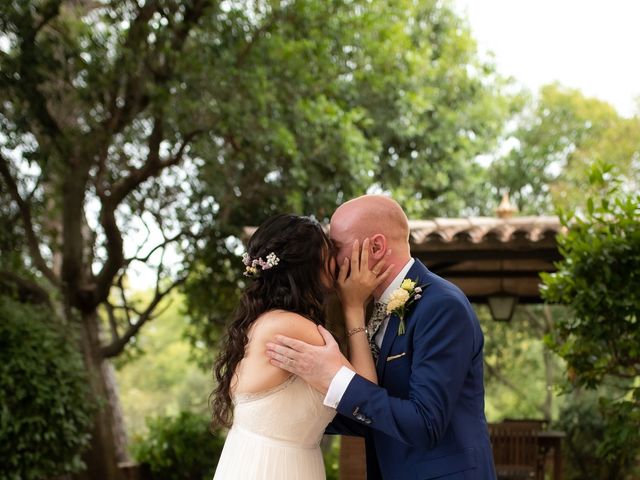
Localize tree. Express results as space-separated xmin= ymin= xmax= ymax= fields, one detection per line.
xmin=0 ymin=1 xmax=511 ymax=477
xmin=541 ymin=163 xmax=640 ymax=467
xmin=181 ymin=0 xmax=517 ymax=361
xmin=489 ymin=84 xmax=640 ymax=214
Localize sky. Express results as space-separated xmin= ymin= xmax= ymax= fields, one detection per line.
xmin=453 ymin=0 xmax=640 ymax=117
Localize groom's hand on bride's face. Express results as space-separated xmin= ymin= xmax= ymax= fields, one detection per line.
xmin=266 ymin=326 xmax=344 ymax=395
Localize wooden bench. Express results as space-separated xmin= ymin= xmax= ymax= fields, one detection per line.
xmin=489 ymin=422 xmax=545 ymax=480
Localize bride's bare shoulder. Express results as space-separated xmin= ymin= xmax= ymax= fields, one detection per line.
xmin=255 ymin=310 xmax=325 ymax=346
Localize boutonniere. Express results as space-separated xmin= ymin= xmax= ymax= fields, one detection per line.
xmin=386 ymin=278 xmax=429 ymax=335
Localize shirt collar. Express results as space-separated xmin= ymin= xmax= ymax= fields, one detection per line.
xmin=378 ymin=258 xmax=415 ymax=304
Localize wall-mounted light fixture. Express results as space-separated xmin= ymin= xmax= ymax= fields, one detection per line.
xmin=487 ymin=294 xmax=518 ymax=322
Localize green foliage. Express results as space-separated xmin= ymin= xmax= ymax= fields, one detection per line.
xmin=0 ymin=0 xmax=515 ymax=365
xmin=132 ymin=413 xmax=342 ymax=480
xmin=541 ymin=163 xmax=640 ymax=387
xmin=0 ymin=0 xmax=513 ymax=469
xmin=554 ymin=391 xmax=640 ymax=480
xmin=490 ymin=83 xmax=640 ymax=214
xmin=0 ymin=295 xmax=93 ymax=479
xmin=477 ymin=304 xmax=566 ymax=421
xmin=331 ymin=0 xmax=516 ymax=217
xmin=541 ymin=162 xmax=640 ymax=466
xmin=131 ymin=411 xmax=225 ymax=480
xmin=115 ymin=291 xmax=211 ymax=435
xmin=180 ymin=0 xmax=516 ymax=361
xmin=322 ymin=436 xmax=340 ymax=480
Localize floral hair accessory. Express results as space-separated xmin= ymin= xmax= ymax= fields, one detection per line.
xmin=387 ymin=278 xmax=430 ymax=335
xmin=242 ymin=251 xmax=280 ymax=278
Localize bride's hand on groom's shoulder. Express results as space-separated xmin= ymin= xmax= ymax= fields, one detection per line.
xmin=337 ymin=238 xmax=394 ymax=314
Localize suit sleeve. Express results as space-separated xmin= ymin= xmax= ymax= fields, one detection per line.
xmin=335 ymin=295 xmax=475 ymax=449
xmin=325 ymin=413 xmax=369 ymax=437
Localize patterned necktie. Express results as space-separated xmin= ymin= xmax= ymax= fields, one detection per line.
xmin=367 ymin=301 xmax=388 ymax=361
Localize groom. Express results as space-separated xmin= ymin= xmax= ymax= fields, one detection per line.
xmin=267 ymin=195 xmax=496 ymax=479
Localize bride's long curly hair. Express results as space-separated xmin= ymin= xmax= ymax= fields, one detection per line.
xmin=210 ymin=214 xmax=334 ymax=429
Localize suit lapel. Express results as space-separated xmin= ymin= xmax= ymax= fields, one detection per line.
xmin=376 ymin=259 xmax=431 ymax=381
xmin=376 ymin=313 xmax=399 ymax=379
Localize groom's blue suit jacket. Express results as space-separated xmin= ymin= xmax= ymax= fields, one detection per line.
xmin=327 ymin=260 xmax=496 ymax=480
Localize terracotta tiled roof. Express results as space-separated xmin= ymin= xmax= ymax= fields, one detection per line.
xmin=244 ymin=215 xmax=563 ymax=302
xmin=409 ymin=216 xmax=562 ymax=247
xmin=246 ymin=216 xmax=563 ymax=246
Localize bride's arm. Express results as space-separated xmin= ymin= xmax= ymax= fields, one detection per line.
xmin=337 ymin=238 xmax=393 ymax=385
xmin=343 ymin=304 xmax=377 ymax=383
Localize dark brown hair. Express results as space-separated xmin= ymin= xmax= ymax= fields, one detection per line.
xmin=210 ymin=214 xmax=334 ymax=428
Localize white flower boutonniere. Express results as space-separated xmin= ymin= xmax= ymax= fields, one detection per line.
xmin=386 ymin=278 xmax=429 ymax=335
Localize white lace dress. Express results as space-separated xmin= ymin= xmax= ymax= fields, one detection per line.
xmin=213 ymin=375 xmax=336 ymax=479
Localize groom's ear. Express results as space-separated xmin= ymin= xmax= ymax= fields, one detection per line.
xmin=370 ymin=234 xmax=387 ymax=259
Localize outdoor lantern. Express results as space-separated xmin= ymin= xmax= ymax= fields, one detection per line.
xmin=488 ymin=295 xmax=518 ymax=322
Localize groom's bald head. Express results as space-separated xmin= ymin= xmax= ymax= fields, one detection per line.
xmin=331 ymin=195 xmax=409 ymax=243
xmin=329 ymin=195 xmax=411 ymax=273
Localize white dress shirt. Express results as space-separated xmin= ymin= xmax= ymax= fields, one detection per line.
xmin=323 ymin=258 xmax=415 ymax=408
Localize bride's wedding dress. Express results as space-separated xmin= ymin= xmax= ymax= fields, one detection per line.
xmin=213 ymin=374 xmax=336 ymax=479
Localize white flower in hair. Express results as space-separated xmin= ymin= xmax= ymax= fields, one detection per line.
xmin=263 ymin=252 xmax=280 ymax=269
xmin=242 ymin=251 xmax=280 ymax=278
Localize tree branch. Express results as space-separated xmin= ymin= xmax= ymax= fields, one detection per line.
xmin=0 ymin=154 xmax=58 ymax=285
xmin=93 ymin=117 xmax=163 ymax=305
xmin=170 ymin=0 xmax=211 ymax=52
xmin=104 ymin=300 xmax=120 ymax=345
xmin=0 ymin=270 xmax=52 ymax=307
xmin=61 ymin=162 xmax=93 ymax=304
xmin=14 ymin=11 xmax=68 ymax=155
xmin=127 ymin=213 xmax=154 ymax=263
xmin=89 ymin=0 xmax=209 ymax=303
xmin=522 ymin=306 xmax=546 ymax=333
xmin=103 ymin=1 xmax=159 ymax=134
xmin=116 ymin=275 xmax=133 ymax=327
xmin=108 ymin=116 xmax=164 ymax=206
xmin=124 ymin=231 xmax=184 ymax=266
xmin=104 ymin=0 xmax=211 ymax=134
xmin=101 ymin=275 xmax=187 ymax=358
xmin=33 ymin=0 xmax=63 ymax=35
xmin=234 ymin=9 xmax=283 ymax=68
xmin=93 ymin=125 xmax=201 ymax=309
xmin=92 ymin=200 xmax=125 ymax=308
xmin=106 ymin=125 xmax=201 ymax=217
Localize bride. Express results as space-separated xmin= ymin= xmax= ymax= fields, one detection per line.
xmin=211 ymin=213 xmax=391 ymax=479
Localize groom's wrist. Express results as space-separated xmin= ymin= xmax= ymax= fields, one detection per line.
xmin=323 ymin=366 xmax=356 ymax=409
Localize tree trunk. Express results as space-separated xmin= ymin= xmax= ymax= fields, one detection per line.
xmin=542 ymin=305 xmax=555 ymax=422
xmin=103 ymin=359 xmax=130 ymax=463
xmin=76 ymin=312 xmax=126 ymax=480
xmin=542 ymin=347 xmax=554 ymax=422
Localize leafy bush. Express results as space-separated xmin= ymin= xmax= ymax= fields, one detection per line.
xmin=555 ymin=392 xmax=639 ymax=480
xmin=541 ymin=163 xmax=640 ymax=465
xmin=322 ymin=436 xmax=340 ymax=480
xmin=541 ymin=174 xmax=640 ymax=389
xmin=131 ymin=411 xmax=225 ymax=480
xmin=0 ymin=295 xmax=93 ymax=479
xmin=133 ymin=412 xmax=344 ymax=479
